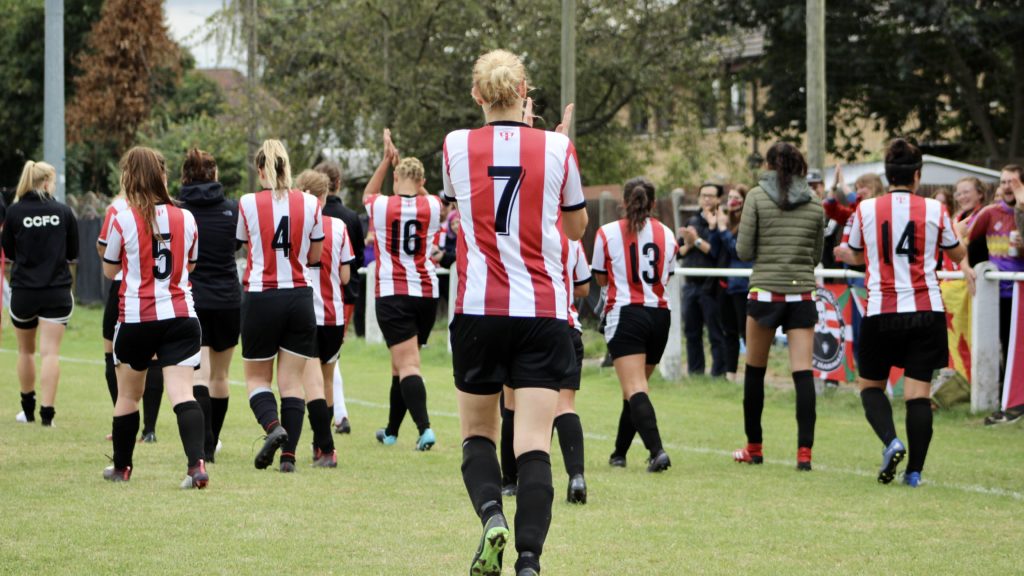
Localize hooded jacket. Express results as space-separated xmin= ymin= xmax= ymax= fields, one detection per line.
xmin=178 ymin=181 xmax=241 ymax=309
xmin=736 ymin=171 xmax=825 ymax=294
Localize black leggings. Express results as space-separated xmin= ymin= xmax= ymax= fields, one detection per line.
xmin=719 ymin=291 xmax=747 ymax=374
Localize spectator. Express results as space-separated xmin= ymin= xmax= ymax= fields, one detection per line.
xmin=824 ymin=172 xmax=885 ymax=227
xmin=968 ymin=165 xmax=1024 ymax=424
xmin=677 ymin=183 xmax=727 ymax=378
xmin=710 ymin=185 xmax=751 ymax=381
xmin=943 ymin=178 xmax=988 ymax=270
xmin=809 ymin=169 xmax=841 ymax=269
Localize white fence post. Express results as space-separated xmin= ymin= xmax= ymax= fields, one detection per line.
xmin=447 ymin=267 xmax=458 ymax=353
xmin=364 ymin=262 xmax=384 ymax=345
xmin=970 ymin=261 xmax=1001 ymax=413
xmin=659 ymin=273 xmax=684 ymax=381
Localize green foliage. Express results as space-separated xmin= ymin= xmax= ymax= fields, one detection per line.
xmin=137 ymin=113 xmax=249 ymax=199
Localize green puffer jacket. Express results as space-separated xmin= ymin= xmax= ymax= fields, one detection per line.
xmin=736 ymin=171 xmax=825 ymax=294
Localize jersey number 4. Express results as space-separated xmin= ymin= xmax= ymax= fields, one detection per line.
xmin=272 ymin=217 xmax=291 ymax=257
xmin=152 ymin=234 xmax=173 ymax=281
xmin=628 ymin=242 xmax=661 ymax=285
xmin=880 ymin=221 xmax=917 ymax=264
xmin=488 ymin=166 xmax=524 ymax=236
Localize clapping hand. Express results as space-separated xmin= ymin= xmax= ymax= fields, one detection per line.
xmin=716 ymin=205 xmax=728 ymax=231
xmin=1007 ymin=172 xmax=1024 ymax=208
xmin=555 ymin=103 xmax=574 ymax=136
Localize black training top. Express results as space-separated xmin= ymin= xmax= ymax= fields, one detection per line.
xmin=178 ymin=181 xmax=241 ymax=309
xmin=0 ymin=191 xmax=78 ymax=289
xmin=323 ymin=194 xmax=365 ymax=301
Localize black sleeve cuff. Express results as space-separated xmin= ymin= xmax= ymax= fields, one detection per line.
xmin=341 ymin=257 xmax=356 ymax=265
xmin=573 ymin=277 xmax=591 ymax=286
xmin=561 ymin=201 xmax=587 ymax=212
xmin=591 ymin=268 xmax=607 ymax=275
xmin=939 ymin=241 xmax=961 ymax=250
xmin=310 ymin=236 xmax=325 ymax=242
xmin=97 ymin=239 xmax=108 ymax=246
xmin=848 ymin=244 xmax=864 ymax=252
xmin=102 ymin=257 xmax=121 ymax=265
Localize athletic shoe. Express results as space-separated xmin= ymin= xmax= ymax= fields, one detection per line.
xmin=608 ymin=453 xmax=626 ymax=468
xmin=877 ymin=438 xmax=907 ymax=484
xmin=501 ymin=483 xmax=517 ymax=497
xmin=280 ymin=460 xmax=296 ymax=473
xmin=469 ymin=510 xmax=509 ymax=576
xmin=416 ymin=428 xmax=436 ymax=451
xmin=732 ymin=443 xmax=764 ymax=464
xmin=140 ymin=431 xmax=157 ymax=443
xmin=215 ymin=439 xmax=222 ymax=454
xmin=103 ymin=465 xmax=132 ymax=482
xmin=515 ymin=552 xmax=540 ymax=576
xmin=313 ymin=449 xmax=338 ymax=468
xmin=180 ymin=460 xmax=209 ymax=489
xmin=567 ymin=473 xmax=587 ymax=504
xmin=984 ymin=406 xmax=1024 ymax=425
xmin=375 ymin=428 xmax=397 ymax=446
xmin=15 ymin=411 xmax=31 ymax=424
xmin=334 ymin=417 xmax=351 ymax=434
xmin=646 ymin=450 xmax=671 ymax=473
xmin=517 ymin=568 xmax=539 ymax=576
xmin=254 ymin=425 xmax=289 ymax=470
xmin=903 ymin=471 xmax=922 ymax=488
xmin=796 ymin=447 xmax=812 ymax=471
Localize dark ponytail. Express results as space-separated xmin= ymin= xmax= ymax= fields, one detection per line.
xmin=181 ymin=148 xmax=218 ymax=185
xmin=884 ymin=138 xmax=922 ymax=187
xmin=623 ymin=177 xmax=655 ymax=233
xmin=766 ymin=141 xmax=807 ymax=209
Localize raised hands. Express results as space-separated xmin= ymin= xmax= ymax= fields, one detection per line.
xmin=521 ymin=98 xmax=575 ymax=138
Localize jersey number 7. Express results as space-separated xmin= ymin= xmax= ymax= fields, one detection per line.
xmin=488 ymin=166 xmax=524 ymax=236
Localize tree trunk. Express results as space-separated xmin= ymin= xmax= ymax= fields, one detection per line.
xmin=947 ymin=42 xmax=1002 ymax=160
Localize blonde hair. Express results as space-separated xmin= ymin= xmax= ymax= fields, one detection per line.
xmin=295 ymin=169 xmax=330 ymax=200
xmin=120 ymin=147 xmax=172 ymax=236
xmin=255 ymin=139 xmax=292 ymax=196
xmin=472 ymin=49 xmax=530 ymax=110
xmin=16 ymin=160 xmax=56 ymax=200
xmin=855 ymin=173 xmax=886 ymax=198
xmin=394 ymin=157 xmax=425 ymax=183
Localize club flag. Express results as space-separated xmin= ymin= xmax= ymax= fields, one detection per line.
xmin=940 ymin=279 xmax=972 ymax=383
xmin=813 ymin=284 xmax=857 ymax=382
xmin=1002 ymin=281 xmax=1024 ymax=410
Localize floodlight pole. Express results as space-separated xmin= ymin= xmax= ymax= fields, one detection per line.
xmin=561 ymin=0 xmax=576 ymax=141
xmin=806 ymin=0 xmax=826 ymax=174
xmin=246 ymin=0 xmax=258 ymax=194
xmin=44 ymin=0 xmax=66 ymax=202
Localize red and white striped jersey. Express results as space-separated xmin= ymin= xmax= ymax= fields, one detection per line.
xmin=236 ymin=189 xmax=324 ymax=292
xmin=102 ymin=204 xmax=198 ymax=323
xmin=846 ymin=191 xmax=960 ymax=317
xmin=592 ymin=218 xmax=677 ymax=313
xmin=98 ymin=197 xmax=130 ymax=281
xmin=442 ymin=122 xmax=586 ymax=319
xmin=566 ymin=239 xmax=590 ymax=333
xmin=365 ymin=193 xmax=442 ymax=298
xmin=311 ymin=216 xmax=355 ymax=326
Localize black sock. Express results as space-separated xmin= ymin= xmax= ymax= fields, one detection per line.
xmin=514 ymin=450 xmax=553 ymax=572
xmin=461 ymin=436 xmax=502 ymax=521
xmin=385 ymin=375 xmax=406 ymax=437
xmin=279 ymin=397 xmax=305 ymax=464
xmin=193 ymin=386 xmax=215 ymax=460
xmin=628 ymin=392 xmax=663 ymax=457
xmin=860 ymin=387 xmax=897 ymax=446
xmin=307 ymin=398 xmax=334 ymax=454
xmin=744 ymin=365 xmax=767 ymax=444
xmin=39 ymin=406 xmax=55 ymax=426
xmin=793 ymin=370 xmax=816 ymax=449
xmin=248 ymin=390 xmax=280 ymax=433
xmin=399 ymin=375 xmax=430 ymax=434
xmin=20 ymin=391 xmax=36 ymax=422
xmin=173 ymin=401 xmax=205 ymax=467
xmin=501 ymin=405 xmax=518 ymax=485
xmin=104 ymin=353 xmax=117 ymax=405
xmin=210 ymin=396 xmax=229 ymax=445
xmin=613 ymin=399 xmax=635 ymax=457
xmin=554 ymin=412 xmax=585 ymax=477
xmin=112 ymin=411 xmax=140 ymax=470
xmin=141 ymin=367 xmax=163 ymax=435
xmin=905 ymin=398 xmax=933 ymax=474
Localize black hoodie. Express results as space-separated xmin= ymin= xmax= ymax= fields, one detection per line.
xmin=178 ymin=181 xmax=241 ymax=309
xmin=323 ymin=194 xmax=364 ymax=302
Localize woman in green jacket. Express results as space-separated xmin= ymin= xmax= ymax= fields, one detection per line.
xmin=733 ymin=142 xmax=825 ymax=471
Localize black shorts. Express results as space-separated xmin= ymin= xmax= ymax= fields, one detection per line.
xmin=241 ymin=288 xmax=317 ymax=360
xmin=197 ymin=307 xmax=241 ymax=352
xmin=102 ymin=280 xmax=121 ymax=340
xmin=857 ymin=312 xmax=948 ymax=383
xmin=747 ymin=300 xmax=818 ymax=332
xmin=561 ymin=329 xmax=585 ymax=391
xmin=9 ymin=287 xmax=73 ymax=330
xmin=316 ymin=325 xmax=345 ymax=365
xmin=605 ymin=305 xmax=671 ymax=364
xmin=376 ymin=296 xmax=438 ymax=348
xmin=113 ymin=318 xmax=201 ymax=371
xmin=451 ymin=314 xmax=576 ymax=395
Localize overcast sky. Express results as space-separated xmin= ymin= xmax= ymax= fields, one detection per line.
xmin=164 ymin=0 xmax=242 ymax=70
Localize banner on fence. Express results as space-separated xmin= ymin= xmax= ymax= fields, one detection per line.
xmin=812 ymin=284 xmax=858 ymax=382
xmin=1002 ymin=281 xmax=1024 ymax=411
xmin=941 ymin=279 xmax=972 ymax=383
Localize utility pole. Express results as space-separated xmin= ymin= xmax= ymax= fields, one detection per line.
xmin=806 ymin=0 xmax=826 ymax=174
xmin=44 ymin=0 xmax=66 ymax=202
xmin=246 ymin=0 xmax=258 ymax=194
xmin=561 ymin=0 xmax=576 ymax=141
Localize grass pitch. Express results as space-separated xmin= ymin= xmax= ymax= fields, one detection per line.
xmin=0 ymin=306 xmax=1020 ymax=575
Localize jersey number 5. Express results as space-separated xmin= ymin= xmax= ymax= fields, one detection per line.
xmin=272 ymin=217 xmax=291 ymax=257
xmin=628 ymin=242 xmax=661 ymax=285
xmin=880 ymin=221 xmax=917 ymax=264
xmin=488 ymin=166 xmax=524 ymax=236
xmin=152 ymin=234 xmax=173 ymax=281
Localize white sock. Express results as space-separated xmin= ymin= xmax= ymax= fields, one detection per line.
xmin=333 ymin=364 xmax=348 ymax=423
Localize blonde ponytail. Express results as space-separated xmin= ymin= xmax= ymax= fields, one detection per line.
xmin=255 ymin=139 xmax=293 ymax=198
xmin=473 ymin=49 xmax=530 ymax=111
xmin=395 ymin=157 xmax=425 ymax=182
xmin=15 ymin=160 xmax=57 ymax=201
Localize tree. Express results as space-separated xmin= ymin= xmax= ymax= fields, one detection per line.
xmin=67 ymin=0 xmax=180 ymax=194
